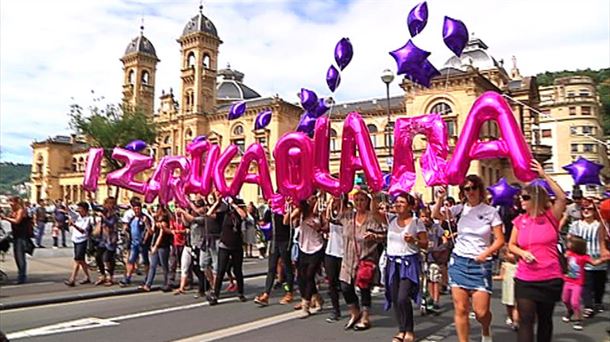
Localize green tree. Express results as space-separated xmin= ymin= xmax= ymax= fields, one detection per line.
xmin=68 ymin=99 xmax=157 ymax=171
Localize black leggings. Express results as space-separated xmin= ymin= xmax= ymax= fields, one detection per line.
xmin=191 ymin=247 xmax=209 ymax=294
xmin=341 ymin=281 xmax=372 ymax=310
xmin=390 ymin=269 xmax=416 ymax=333
xmin=517 ymin=298 xmax=556 ymax=342
xmin=584 ymin=270 xmax=607 ymax=308
xmin=324 ymin=255 xmax=342 ymax=314
xmin=95 ymin=247 xmax=116 ymax=277
xmin=214 ymin=247 xmax=244 ymax=297
xmin=297 ymin=249 xmax=324 ymax=301
xmin=264 ymin=241 xmax=294 ymax=294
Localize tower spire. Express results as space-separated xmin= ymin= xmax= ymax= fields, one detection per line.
xmin=140 ymin=17 xmax=144 ymax=36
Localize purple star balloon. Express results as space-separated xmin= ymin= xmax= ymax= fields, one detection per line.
xmin=389 ymin=40 xmax=430 ymax=77
xmin=254 ymin=109 xmax=272 ymax=130
xmin=443 ymin=16 xmax=469 ymax=57
xmin=296 ymin=112 xmax=316 ymax=135
xmin=228 ymin=101 xmax=247 ymax=120
xmin=528 ymin=178 xmax=556 ymax=197
xmin=310 ymin=98 xmax=331 ymax=118
xmin=326 ymin=65 xmax=341 ymax=93
xmin=125 ymin=139 xmax=147 ymax=152
xmin=193 ymin=135 xmax=207 ymax=143
xmin=562 ymin=157 xmax=603 ymax=185
xmin=487 ymin=178 xmax=520 ymax=207
xmin=407 ymin=2 xmax=428 ymax=37
xmin=334 ymin=37 xmax=353 ymax=71
xmin=300 ymin=88 xmax=318 ymax=111
xmin=411 ymin=59 xmax=440 ymax=88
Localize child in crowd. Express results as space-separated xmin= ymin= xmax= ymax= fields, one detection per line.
xmin=494 ymin=247 xmax=519 ymax=330
xmin=51 ymin=225 xmax=61 ymax=249
xmin=562 ymin=236 xmax=608 ymax=331
xmin=420 ymin=208 xmax=447 ymax=310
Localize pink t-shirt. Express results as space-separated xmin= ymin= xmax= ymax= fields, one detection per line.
xmin=513 ymin=209 xmax=563 ymax=281
xmin=564 ymin=251 xmax=591 ymax=286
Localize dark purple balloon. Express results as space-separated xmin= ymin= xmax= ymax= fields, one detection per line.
xmin=254 ymin=109 xmax=272 ymax=130
xmin=562 ymin=157 xmax=603 ymax=186
xmin=411 ymin=59 xmax=440 ymax=88
xmin=389 ymin=39 xmax=430 ymax=76
xmin=407 ymin=2 xmax=428 ymax=37
xmin=300 ymin=88 xmax=318 ymax=111
xmin=529 ymin=178 xmax=556 ymax=197
xmin=125 ymin=139 xmax=147 ymax=152
xmin=228 ymin=101 xmax=247 ymax=120
xmin=487 ymin=178 xmax=520 ymax=207
xmin=383 ymin=173 xmax=392 ymax=190
xmin=604 ymin=191 xmax=610 ymax=199
xmin=326 ymin=65 xmax=341 ymax=93
xmin=334 ymin=37 xmax=353 ymax=71
xmin=310 ymin=98 xmax=330 ymax=118
xmin=193 ymin=135 xmax=207 ymax=143
xmin=296 ymin=112 xmax=316 ymax=135
xmin=443 ymin=16 xmax=469 ymax=57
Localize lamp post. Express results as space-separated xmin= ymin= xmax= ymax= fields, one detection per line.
xmin=381 ymin=69 xmax=395 ymax=158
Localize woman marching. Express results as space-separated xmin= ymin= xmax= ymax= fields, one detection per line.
xmin=432 ymin=175 xmax=504 ymax=342
xmin=509 ymin=160 xmax=567 ymax=342
xmin=141 ymin=206 xmax=173 ymax=292
xmin=0 ymin=196 xmax=30 ymax=284
xmin=336 ymin=189 xmax=386 ymax=331
xmin=324 ymin=195 xmax=346 ymax=323
xmin=385 ymin=192 xmax=428 ymax=342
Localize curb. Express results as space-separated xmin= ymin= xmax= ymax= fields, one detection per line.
xmin=0 ymin=271 xmax=266 ymax=311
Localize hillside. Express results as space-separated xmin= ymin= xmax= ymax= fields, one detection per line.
xmin=0 ymin=162 xmax=31 ymax=195
xmin=535 ymin=68 xmax=610 ymax=134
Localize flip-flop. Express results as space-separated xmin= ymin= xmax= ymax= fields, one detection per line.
xmin=392 ymin=333 xmax=405 ymax=342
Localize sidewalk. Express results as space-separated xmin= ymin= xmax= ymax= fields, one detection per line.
xmin=0 ymin=248 xmax=268 ymax=311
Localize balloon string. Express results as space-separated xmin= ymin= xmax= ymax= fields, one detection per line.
xmin=444 ymin=67 xmax=451 ymax=94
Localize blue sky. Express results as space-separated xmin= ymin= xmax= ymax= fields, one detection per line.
xmin=1 ymin=0 xmax=609 ymax=164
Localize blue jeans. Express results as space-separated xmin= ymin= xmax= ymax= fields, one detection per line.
xmin=35 ymin=221 xmax=46 ymax=246
xmin=13 ymin=238 xmax=27 ymax=283
xmin=145 ymin=247 xmax=170 ymax=287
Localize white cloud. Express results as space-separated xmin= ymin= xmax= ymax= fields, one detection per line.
xmin=1 ymin=0 xmax=608 ymax=164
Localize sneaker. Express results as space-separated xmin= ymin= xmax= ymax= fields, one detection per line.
xmin=561 ymin=316 xmax=571 ymax=323
xmin=481 ymin=330 xmax=493 ymax=342
xmin=226 ymin=283 xmax=237 ymax=292
xmin=254 ymin=293 xmax=269 ymax=306
xmin=283 ymin=283 xmax=290 ymax=292
xmin=505 ymin=317 xmax=514 ymax=326
xmin=326 ymin=311 xmax=341 ymax=323
xmin=469 ymin=312 xmax=476 ymax=320
xmin=119 ymin=279 xmax=131 ymax=287
xmin=279 ymin=292 xmax=293 ymax=305
xmin=52 ymin=246 xmax=58 ymax=250
xmin=572 ymin=321 xmax=583 ymax=331
xmin=432 ymin=304 xmax=441 ymax=311
xmin=238 ymin=295 xmax=248 ymax=302
xmin=310 ymin=294 xmax=324 ymax=314
xmin=208 ymin=294 xmax=218 ymax=306
xmin=371 ymin=286 xmax=383 ymax=294
xmin=583 ymin=308 xmax=594 ymax=318
xmin=595 ymin=304 xmax=605 ymax=313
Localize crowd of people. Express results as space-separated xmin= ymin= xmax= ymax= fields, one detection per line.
xmin=1 ymin=159 xmax=609 ymax=342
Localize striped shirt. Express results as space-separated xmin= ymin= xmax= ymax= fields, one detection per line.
xmin=569 ymin=220 xmax=604 ymax=271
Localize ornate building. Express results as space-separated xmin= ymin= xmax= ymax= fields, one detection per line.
xmin=31 ymin=8 xmax=566 ymax=205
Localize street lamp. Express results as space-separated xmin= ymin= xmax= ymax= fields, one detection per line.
xmin=381 ymin=69 xmax=395 ymax=156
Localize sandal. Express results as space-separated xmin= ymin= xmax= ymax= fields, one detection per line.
xmin=403 ymin=332 xmax=415 ymax=342
xmin=138 ymin=285 xmax=151 ymax=292
xmin=392 ymin=332 xmax=405 ymax=342
xmin=79 ymin=279 xmax=92 ymax=285
xmin=174 ymin=289 xmax=185 ymax=295
xmin=64 ymin=279 xmax=75 ymax=287
xmin=344 ymin=313 xmax=361 ymax=330
xmin=94 ymin=278 xmax=106 ymax=286
xmin=354 ymin=320 xmax=371 ymax=331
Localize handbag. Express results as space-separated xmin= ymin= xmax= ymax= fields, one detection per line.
xmin=543 ymin=211 xmax=567 ymax=274
xmin=24 ymin=238 xmax=35 ymax=256
xmin=353 ymin=215 xmax=376 ymax=289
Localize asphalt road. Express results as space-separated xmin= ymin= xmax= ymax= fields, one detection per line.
xmin=2 ymin=275 xmax=609 ymax=342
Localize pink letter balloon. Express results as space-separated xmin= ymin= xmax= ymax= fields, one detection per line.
xmin=83 ymin=148 xmax=104 ymax=192
xmin=185 ymin=140 xmax=219 ymax=196
xmin=274 ymin=132 xmax=315 ymax=201
xmin=213 ymin=145 xmax=239 ymax=198
xmin=106 ymin=147 xmax=154 ymax=194
xmin=312 ymin=116 xmax=342 ymax=197
xmin=229 ymin=143 xmax=275 ymax=200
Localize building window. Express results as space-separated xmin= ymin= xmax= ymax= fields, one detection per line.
xmin=430 ymin=102 xmax=453 ymax=115
xmin=233 ymin=138 xmax=245 ymax=154
xmin=72 ymin=158 xmax=78 ymax=172
xmin=581 ymin=106 xmax=591 ymax=115
xmin=579 ymin=89 xmax=590 ymax=97
xmin=128 ymin=70 xmax=135 ymax=85
xmin=164 ymin=136 xmax=171 ymax=144
xmin=543 ymin=162 xmax=553 ymax=173
xmin=257 ymin=136 xmax=267 ymax=147
xmin=232 ymin=124 xmax=244 ymax=136
xmin=541 ymin=109 xmax=551 ymax=116
xmin=582 ymin=126 xmax=593 ymax=135
xmin=567 ymin=91 xmax=575 ymax=98
xmin=446 ymin=120 xmax=457 ymax=137
xmin=330 ymin=129 xmax=338 ymax=151
xmin=570 ymin=127 xmax=577 ymax=135
xmin=569 ymin=106 xmax=576 ymax=116
xmin=541 ymin=129 xmax=552 ymax=138
xmin=384 ymin=123 xmax=394 ymax=149
xmin=571 ymin=144 xmax=578 ymax=153
xmin=162 ymin=147 xmax=171 ymax=156
xmin=187 ymin=52 xmax=196 ymax=68
xmin=583 ymin=144 xmax=594 ymax=153
xmin=367 ymin=124 xmax=378 ymax=147
xmin=203 ymin=54 xmax=211 ymax=69
xmin=141 ymin=71 xmax=149 ymax=85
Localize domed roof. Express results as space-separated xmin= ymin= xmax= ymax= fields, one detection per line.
xmin=216 ymin=64 xmax=261 ymax=101
xmin=443 ymin=36 xmax=504 ymax=72
xmin=182 ymin=6 xmax=218 ymax=38
xmin=124 ymin=30 xmax=158 ymax=59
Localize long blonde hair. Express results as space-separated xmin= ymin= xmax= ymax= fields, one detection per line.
xmin=523 ymin=184 xmax=550 ymax=215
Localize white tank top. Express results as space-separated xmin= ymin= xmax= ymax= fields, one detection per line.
xmin=386 ymin=215 xmax=425 ymax=257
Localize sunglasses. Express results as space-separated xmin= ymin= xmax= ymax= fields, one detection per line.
xmin=520 ymin=194 xmax=532 ymax=201
xmin=462 ymin=186 xmax=476 ymax=192
xmin=582 ymin=207 xmax=595 ymax=211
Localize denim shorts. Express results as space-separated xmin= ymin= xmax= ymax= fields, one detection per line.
xmin=448 ymin=253 xmax=493 ymax=294
xmin=200 ymin=242 xmax=219 ymax=272
xmin=73 ymin=241 xmax=87 ymax=261
xmin=128 ymin=243 xmax=150 ymax=265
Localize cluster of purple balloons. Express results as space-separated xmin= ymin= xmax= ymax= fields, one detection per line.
xmin=296 ymin=37 xmax=354 ymax=135
xmin=227 ymin=99 xmax=274 ymax=131
xmin=390 ymin=1 xmax=469 ymax=88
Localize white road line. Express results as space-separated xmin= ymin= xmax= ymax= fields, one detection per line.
xmin=1 ymin=281 xmax=54 ymax=289
xmin=174 ymin=311 xmax=303 ymax=342
xmin=111 ymin=297 xmax=238 ymax=321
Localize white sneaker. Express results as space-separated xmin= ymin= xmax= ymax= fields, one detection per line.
xmin=505 ymin=317 xmax=513 ymax=326
xmin=481 ymin=328 xmax=493 ymax=342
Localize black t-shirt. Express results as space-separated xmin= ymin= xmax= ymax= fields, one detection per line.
xmin=263 ymin=209 xmax=291 ymax=242
xmin=153 ymin=225 xmax=173 ymax=249
xmin=219 ymin=209 xmax=243 ymax=250
xmin=206 ymin=202 xmax=228 ymax=236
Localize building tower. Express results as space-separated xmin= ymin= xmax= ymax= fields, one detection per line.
xmin=120 ymin=24 xmax=160 ymax=116
xmin=178 ymin=4 xmax=222 ymax=115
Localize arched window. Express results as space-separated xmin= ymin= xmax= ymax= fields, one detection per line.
xmin=231 ymin=124 xmax=245 ymax=155
xmin=232 ymin=124 xmax=244 ymax=136
xmin=384 ymin=122 xmax=394 ymax=148
xmin=128 ymin=69 xmax=135 ymax=84
xmin=141 ymin=71 xmax=149 ymax=84
xmin=187 ymin=52 xmax=196 ymax=68
xmin=367 ymin=124 xmax=378 ymax=147
xmin=71 ymin=158 xmax=77 ymax=172
xmin=203 ymin=54 xmax=211 ymax=69
xmin=78 ymin=157 xmax=85 ymax=172
xmin=164 ymin=136 xmax=171 ymax=144
xmin=430 ymin=102 xmax=453 ymax=115
xmin=185 ymin=128 xmax=193 ymax=139
xmin=330 ymin=128 xmax=338 ymax=151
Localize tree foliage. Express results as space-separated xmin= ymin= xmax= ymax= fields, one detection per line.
xmin=536 ymin=68 xmax=610 ymax=134
xmin=0 ymin=162 xmax=31 ymax=195
xmin=68 ymin=97 xmax=157 ymax=171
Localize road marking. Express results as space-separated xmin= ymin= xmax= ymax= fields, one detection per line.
xmin=111 ymin=297 xmax=238 ymax=321
xmin=6 ymin=318 xmax=119 ymax=340
xmin=1 ymin=281 xmax=54 ymax=289
xmin=175 ymin=310 xmax=303 ymax=342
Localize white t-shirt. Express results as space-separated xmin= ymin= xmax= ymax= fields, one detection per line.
xmin=122 ymin=208 xmax=154 ymax=224
xmin=450 ymin=203 xmax=502 ymax=259
xmin=386 ymin=214 xmax=426 ymax=257
xmin=71 ymin=215 xmax=94 ymax=244
xmin=325 ymin=222 xmax=344 ymax=258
